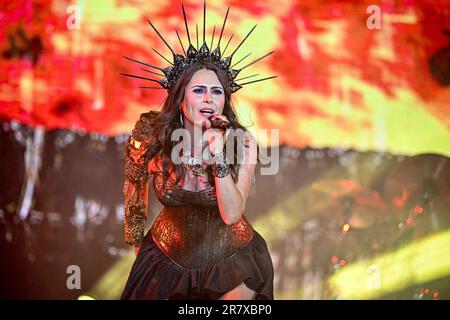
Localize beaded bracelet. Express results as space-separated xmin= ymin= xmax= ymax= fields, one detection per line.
xmin=210 ymin=151 xmax=231 ymax=178
xmin=211 ymin=150 xmax=226 ymax=164
xmin=211 ymin=163 xmax=231 ymax=178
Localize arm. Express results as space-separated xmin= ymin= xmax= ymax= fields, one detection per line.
xmin=125 ymin=179 xmax=148 ymax=256
xmin=123 ymin=116 xmax=153 ymax=250
xmin=213 ymin=132 xmax=258 ymax=225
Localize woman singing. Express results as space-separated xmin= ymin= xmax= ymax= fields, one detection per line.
xmin=120 ymin=2 xmax=275 ymax=300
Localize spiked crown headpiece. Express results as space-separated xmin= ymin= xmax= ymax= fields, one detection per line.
xmin=121 ymin=1 xmax=276 ymax=93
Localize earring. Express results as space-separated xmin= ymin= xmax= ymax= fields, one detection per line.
xmin=179 ymin=110 xmax=184 ymax=126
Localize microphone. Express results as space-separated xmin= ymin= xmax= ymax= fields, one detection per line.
xmin=209 ymin=115 xmax=232 ymax=130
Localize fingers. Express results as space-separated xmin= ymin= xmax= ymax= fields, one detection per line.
xmin=202 ymin=118 xmax=212 ymax=130
xmin=215 ymin=113 xmax=228 ymax=119
xmin=211 ymin=114 xmax=229 ymax=123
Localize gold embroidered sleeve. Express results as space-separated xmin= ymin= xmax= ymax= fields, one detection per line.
xmin=123 ymin=118 xmax=153 ymax=246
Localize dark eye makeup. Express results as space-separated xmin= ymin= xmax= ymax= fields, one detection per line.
xmin=192 ymin=87 xmax=223 ymax=95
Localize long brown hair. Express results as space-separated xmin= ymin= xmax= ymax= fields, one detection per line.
xmin=144 ymin=61 xmax=259 ymax=187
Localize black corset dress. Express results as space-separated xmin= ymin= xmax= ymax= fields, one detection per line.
xmin=121 ymin=172 xmax=274 ymax=300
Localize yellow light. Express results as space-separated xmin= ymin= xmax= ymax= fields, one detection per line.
xmin=328 ymin=229 xmax=450 ymax=299
xmin=86 ymin=249 xmax=136 ymax=299
xmin=131 ymin=138 xmax=141 ymax=149
xmin=77 ymin=294 xmax=96 ymax=300
xmin=342 ymin=223 xmax=350 ymax=232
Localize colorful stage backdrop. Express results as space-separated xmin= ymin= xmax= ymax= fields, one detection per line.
xmin=0 ymin=0 xmax=449 ymax=299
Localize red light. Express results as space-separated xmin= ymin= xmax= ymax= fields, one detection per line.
xmin=339 ymin=260 xmax=346 ymax=266
xmin=393 ymin=190 xmax=410 ymax=208
xmin=406 ymin=216 xmax=413 ymax=225
xmin=331 ymin=256 xmax=339 ymax=264
xmin=414 ymin=205 xmax=424 ymax=215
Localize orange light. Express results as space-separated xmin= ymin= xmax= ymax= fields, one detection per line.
xmin=342 ymin=223 xmax=350 ymax=232
xmin=414 ymin=205 xmax=424 ymax=215
xmin=393 ymin=190 xmax=410 ymax=208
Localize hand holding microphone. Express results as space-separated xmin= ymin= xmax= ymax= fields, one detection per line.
xmin=209 ymin=114 xmax=232 ymax=130
xmin=202 ymin=114 xmax=231 ymax=131
xmin=204 ymin=114 xmax=231 ymax=155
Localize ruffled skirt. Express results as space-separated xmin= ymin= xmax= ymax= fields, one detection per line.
xmin=121 ymin=229 xmax=274 ymax=300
